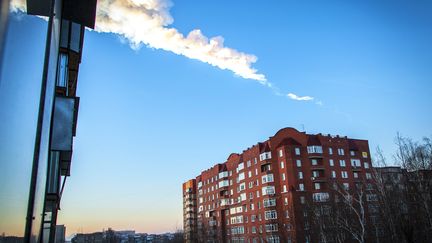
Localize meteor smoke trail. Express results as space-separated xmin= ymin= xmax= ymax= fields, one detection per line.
xmin=11 ymin=0 xmax=320 ymax=104
xmin=11 ymin=0 xmax=266 ymax=83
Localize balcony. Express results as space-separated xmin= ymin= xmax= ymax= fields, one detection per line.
xmin=310 ymin=165 xmax=325 ymax=170
xmin=219 ymin=171 xmax=229 ymax=179
xmin=307 ymin=146 xmax=323 ymax=158
xmin=185 ymin=200 xmax=196 ymax=207
xmin=184 ymin=194 xmax=196 ymax=200
xmin=260 ymin=152 xmax=272 ymax=161
xmin=220 ymin=199 xmax=230 ymax=207
xmin=312 ymin=192 xmax=330 ymax=202
xmin=218 ymin=180 xmax=229 ymax=188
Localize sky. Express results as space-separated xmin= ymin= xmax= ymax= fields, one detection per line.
xmin=1 ymin=0 xmax=432 ymax=237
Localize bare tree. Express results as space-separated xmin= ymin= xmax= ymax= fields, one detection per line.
xmin=373 ymin=134 xmax=432 ymax=243
xmin=307 ymin=182 xmax=369 ymax=243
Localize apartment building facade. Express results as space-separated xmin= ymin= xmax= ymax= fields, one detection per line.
xmin=183 ymin=179 xmax=198 ymax=243
xmin=183 ymin=127 xmax=377 ymax=243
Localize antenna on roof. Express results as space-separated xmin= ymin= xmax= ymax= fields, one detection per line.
xmin=301 ymin=124 xmax=305 ymax=132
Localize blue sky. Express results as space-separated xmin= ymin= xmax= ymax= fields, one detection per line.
xmin=1 ymin=0 xmax=432 ymax=236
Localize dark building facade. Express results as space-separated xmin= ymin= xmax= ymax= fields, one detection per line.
xmin=0 ymin=1 xmax=96 ymax=242
xmin=183 ymin=127 xmax=378 ymax=243
xmin=375 ymin=167 xmax=432 ymax=242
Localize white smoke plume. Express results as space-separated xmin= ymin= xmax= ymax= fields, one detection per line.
xmin=10 ymin=0 xmax=25 ymax=12
xmin=11 ymin=0 xmax=323 ymax=104
xmin=287 ymin=93 xmax=314 ymax=101
xmin=10 ymin=0 xmax=266 ymax=83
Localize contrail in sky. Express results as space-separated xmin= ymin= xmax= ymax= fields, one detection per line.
xmin=11 ymin=0 xmax=319 ymax=104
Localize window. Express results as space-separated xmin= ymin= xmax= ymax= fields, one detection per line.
xmin=299 ymin=183 xmax=305 ymax=191
xmin=56 ymin=53 xmax=69 ymax=90
xmin=266 ymin=235 xmax=280 ymax=243
xmin=262 ymin=186 xmax=275 ymax=195
xmin=300 ymin=196 xmax=306 ymax=204
xmin=343 ymin=183 xmax=349 ymax=190
xmin=298 ymin=172 xmax=303 ymax=179
xmin=219 ymin=180 xmax=229 ymax=188
xmin=260 ymin=152 xmax=272 ymax=161
xmin=353 ymin=172 xmax=359 ymax=178
xmin=312 ymin=192 xmax=330 ymax=202
xmin=296 ymin=159 xmax=302 ymax=167
xmin=366 ymin=173 xmax=372 ymax=179
xmin=281 ymin=173 xmax=286 ymax=181
xmin=248 ymin=171 xmax=252 ymax=178
xmin=312 ymin=171 xmax=319 ymax=177
xmin=280 ymin=161 xmax=285 ymax=169
xmin=362 ymin=152 xmax=368 ymax=158
xmin=247 ymin=160 xmax=251 ymax=167
xmin=284 ymin=197 xmax=288 ymax=205
xmin=264 ymin=210 xmax=277 ymax=220
xmin=238 ymin=172 xmax=245 ymax=181
xmin=364 ymin=162 xmax=370 ymax=169
xmin=350 ymin=150 xmax=356 ymax=156
xmin=307 ymin=145 xmax=323 ymax=154
xmin=231 ymin=226 xmax=245 ymax=235
xmin=262 ymin=174 xmax=274 ymax=184
xmin=237 ymin=162 xmax=244 ymax=171
xmin=329 ymin=147 xmax=333 ymax=155
xmin=341 ymin=171 xmax=348 ymax=178
xmin=263 ymin=198 xmax=276 ymax=207
xmin=311 ymin=159 xmax=318 ymax=165
xmin=239 ymin=182 xmax=246 ymax=191
xmin=265 ymin=224 xmax=278 ymax=232
xmin=240 ymin=193 xmax=246 ymax=201
xmin=283 ymin=185 xmax=287 ymax=192
xmin=366 ymin=194 xmax=378 ymax=201
xmin=279 ymin=149 xmax=283 ymax=157
xmin=256 ymin=190 xmax=260 ymax=198
xmin=339 ymin=160 xmax=346 ymax=167
xmin=331 ymin=171 xmax=336 ymax=178
xmin=338 ymin=148 xmax=345 ymax=155
xmin=314 ymin=183 xmax=321 ymax=190
xmin=329 ymin=159 xmax=334 ymax=166
xmin=351 ymin=159 xmax=361 ymax=167
xmin=295 ymin=148 xmax=301 ymax=155
xmin=249 ymin=181 xmax=253 ymax=188
xmin=261 ymin=164 xmax=271 ymax=173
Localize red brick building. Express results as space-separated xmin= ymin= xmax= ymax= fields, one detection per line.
xmin=183 ymin=127 xmax=377 ymax=243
